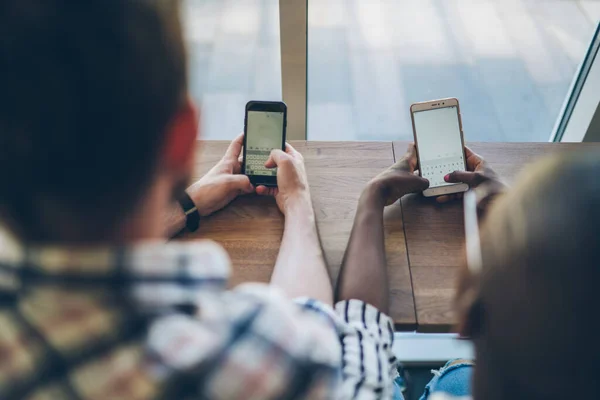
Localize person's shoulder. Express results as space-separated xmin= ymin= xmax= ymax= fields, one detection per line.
xmin=144 ymin=285 xmax=343 ymax=398
xmin=146 ymin=282 xmax=342 ymax=364
xmin=213 ymin=283 xmax=342 ymax=361
xmin=127 ymin=239 xmax=231 ymax=278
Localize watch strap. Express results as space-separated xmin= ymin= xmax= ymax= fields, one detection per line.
xmin=178 ymin=192 xmax=200 ymax=232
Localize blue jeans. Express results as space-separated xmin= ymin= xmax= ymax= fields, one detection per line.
xmin=393 ymin=360 xmax=474 ymax=400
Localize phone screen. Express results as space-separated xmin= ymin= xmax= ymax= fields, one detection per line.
xmin=413 ymin=106 xmax=465 ymax=188
xmin=245 ymin=111 xmax=284 ymax=177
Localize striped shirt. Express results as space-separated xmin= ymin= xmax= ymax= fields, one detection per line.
xmin=0 ymin=239 xmax=398 ymax=399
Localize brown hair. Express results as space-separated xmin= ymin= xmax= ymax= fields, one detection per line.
xmin=457 ymin=151 xmax=600 ymax=399
xmin=0 ymin=0 xmax=187 ymax=241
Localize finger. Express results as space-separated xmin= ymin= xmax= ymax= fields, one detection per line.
xmin=445 ymin=170 xmax=478 ymax=186
xmin=404 ymin=143 xmax=419 ymax=172
xmin=284 ymin=142 xmax=300 ymax=156
xmin=391 ymin=143 xmax=418 ymax=172
xmin=229 ymin=175 xmax=254 ymax=194
xmin=264 ymin=156 xmax=275 ymax=169
xmin=391 ymin=158 xmax=411 ymax=173
xmin=225 ymin=132 xmax=245 ymax=159
xmin=256 ymin=185 xmax=270 ymax=196
xmin=233 ymin=155 xmax=244 ymax=174
xmin=256 ymin=186 xmax=278 ymax=196
xmin=264 ymin=149 xmax=288 ymax=169
xmin=464 ymin=146 xmax=485 ymax=172
xmin=464 ymin=146 xmax=476 ymax=159
xmin=380 ymin=175 xmax=429 ymax=203
xmin=404 ymin=176 xmax=430 ymax=194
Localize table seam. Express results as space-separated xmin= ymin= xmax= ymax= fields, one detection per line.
xmin=392 ymin=142 xmax=419 ymax=330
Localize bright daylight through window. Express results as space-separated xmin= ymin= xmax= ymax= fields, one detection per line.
xmin=183 ymin=0 xmax=599 ymax=142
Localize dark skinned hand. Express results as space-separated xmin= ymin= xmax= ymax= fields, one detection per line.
xmin=436 ymin=146 xmax=504 ymax=203
xmin=366 ymin=143 xmax=430 ymax=206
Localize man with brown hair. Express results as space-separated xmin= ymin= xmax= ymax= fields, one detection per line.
xmin=0 ymin=0 xmax=427 ymax=398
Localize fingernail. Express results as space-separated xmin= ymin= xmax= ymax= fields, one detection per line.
xmin=444 ymin=174 xmax=450 ymax=182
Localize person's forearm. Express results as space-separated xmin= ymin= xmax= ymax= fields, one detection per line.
xmin=270 ymin=196 xmax=333 ymax=306
xmin=164 ymin=201 xmax=186 ymax=238
xmin=336 ymin=189 xmax=389 ymax=313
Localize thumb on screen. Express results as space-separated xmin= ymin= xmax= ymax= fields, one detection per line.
xmin=264 ymin=149 xmax=285 ymax=169
xmin=445 ymin=170 xmax=474 ymax=185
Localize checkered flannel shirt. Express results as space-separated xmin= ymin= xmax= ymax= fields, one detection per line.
xmin=0 ymin=240 xmax=399 ymax=399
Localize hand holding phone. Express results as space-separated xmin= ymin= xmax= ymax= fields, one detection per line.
xmin=437 ymin=146 xmax=505 ymax=204
xmin=256 ymin=143 xmax=310 ymax=215
xmin=410 ymin=98 xmax=468 ymax=197
xmin=185 ymin=133 xmax=254 ymax=217
xmin=243 ymin=101 xmax=287 ymax=187
xmin=365 ymin=144 xmax=430 ymax=206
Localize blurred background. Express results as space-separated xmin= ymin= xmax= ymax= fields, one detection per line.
xmin=182 ymin=0 xmax=599 ymax=141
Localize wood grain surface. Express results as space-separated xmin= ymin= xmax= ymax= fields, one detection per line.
xmin=185 ymin=141 xmax=284 ymax=286
xmin=183 ymin=140 xmax=417 ymax=330
xmin=393 ymin=141 xmax=600 ymax=332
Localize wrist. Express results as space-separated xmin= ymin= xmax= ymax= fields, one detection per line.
xmin=360 ymin=183 xmax=386 ymax=210
xmin=178 ymin=191 xmax=201 ymax=232
xmin=166 ymin=201 xmax=187 ymax=237
xmin=283 ymin=190 xmax=313 ymax=217
xmin=185 ymin=181 xmax=212 ymax=217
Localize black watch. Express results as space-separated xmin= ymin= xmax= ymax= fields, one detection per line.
xmin=178 ymin=192 xmax=200 ymax=232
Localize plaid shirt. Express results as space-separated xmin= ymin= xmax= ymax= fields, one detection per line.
xmin=0 ymin=239 xmax=398 ymax=399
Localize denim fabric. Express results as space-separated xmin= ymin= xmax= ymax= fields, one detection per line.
xmin=392 ymin=360 xmax=473 ymax=400
xmin=393 ymin=378 xmax=406 ymax=400
xmin=418 ymin=360 xmax=474 ymax=400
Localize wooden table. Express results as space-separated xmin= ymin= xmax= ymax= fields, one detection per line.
xmin=394 ymin=141 xmax=599 ymax=332
xmin=186 ymin=141 xmax=598 ymax=332
xmin=186 ymin=141 xmax=417 ymax=330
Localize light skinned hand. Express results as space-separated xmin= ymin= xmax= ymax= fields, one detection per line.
xmin=365 ymin=143 xmax=430 ymax=206
xmin=436 ymin=146 xmax=503 ymax=204
xmin=255 ymin=143 xmax=310 ymax=214
xmin=186 ymin=133 xmax=254 ymax=216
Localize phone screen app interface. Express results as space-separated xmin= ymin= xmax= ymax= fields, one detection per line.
xmin=413 ymin=106 xmax=465 ymax=188
xmin=246 ymin=111 xmax=284 ymax=176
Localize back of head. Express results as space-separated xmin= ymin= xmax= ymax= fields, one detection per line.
xmin=465 ymin=151 xmax=600 ymax=400
xmin=0 ymin=0 xmax=187 ymax=241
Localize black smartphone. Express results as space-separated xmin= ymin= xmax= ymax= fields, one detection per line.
xmin=242 ymin=101 xmax=287 ymax=187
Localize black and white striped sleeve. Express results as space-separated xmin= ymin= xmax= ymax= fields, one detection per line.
xmin=334 ymin=299 xmax=398 ymax=399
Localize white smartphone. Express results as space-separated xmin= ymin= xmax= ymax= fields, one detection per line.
xmin=410 ymin=98 xmax=469 ymax=197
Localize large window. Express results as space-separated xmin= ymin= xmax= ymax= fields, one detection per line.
xmin=307 ymin=0 xmax=599 ymax=141
xmin=183 ymin=0 xmax=282 ymax=140
xmin=183 ymin=0 xmax=599 ymax=142
xmin=553 ymin=21 xmax=600 ymax=142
